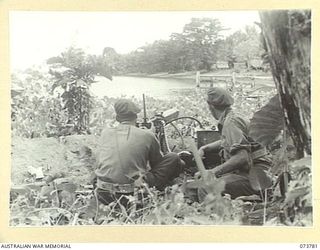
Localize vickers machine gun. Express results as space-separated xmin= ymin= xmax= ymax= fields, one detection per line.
xmin=136 ymin=94 xmax=221 ymax=168
xmin=136 ymin=94 xmax=180 ymax=154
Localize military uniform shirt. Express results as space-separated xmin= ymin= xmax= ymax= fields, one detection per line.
xmin=95 ymin=123 xmax=163 ymax=184
xmin=218 ymin=108 xmax=272 ymax=173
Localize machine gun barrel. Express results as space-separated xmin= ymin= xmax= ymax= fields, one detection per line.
xmin=143 ymin=94 xmax=147 ymax=124
xmin=139 ymin=94 xmax=152 ymax=129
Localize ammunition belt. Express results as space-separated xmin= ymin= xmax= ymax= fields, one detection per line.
xmin=96 ymin=179 xmax=135 ymax=194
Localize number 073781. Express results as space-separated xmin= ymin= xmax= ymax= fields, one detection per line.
xmin=300 ymin=244 xmax=318 ymax=248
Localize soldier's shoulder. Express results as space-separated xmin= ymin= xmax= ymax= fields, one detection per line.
xmin=132 ymin=126 xmax=155 ymax=137
xmin=101 ymin=126 xmax=115 ymax=134
xmin=227 ymin=110 xmax=248 ymax=122
xmin=225 ymin=111 xmax=250 ymax=128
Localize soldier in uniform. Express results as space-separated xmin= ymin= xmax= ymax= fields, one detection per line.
xmin=197 ymin=87 xmax=273 ymax=200
xmin=94 ymin=99 xmax=183 ymax=205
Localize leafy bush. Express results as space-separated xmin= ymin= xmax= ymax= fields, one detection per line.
xmin=11 ymin=47 xmax=115 ymax=138
xmin=279 ymin=156 xmax=312 ymax=226
xmin=11 ymin=153 xmax=312 ymax=226
xmin=48 ymin=48 xmax=98 ymax=134
xmin=10 ymin=176 xmax=244 ymax=226
xmin=11 ymin=68 xmax=67 ymax=138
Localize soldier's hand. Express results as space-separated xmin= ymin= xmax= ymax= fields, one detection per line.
xmin=198 ymin=146 xmax=206 ymax=159
xmin=149 ymin=121 xmax=156 ymax=133
xmin=140 ymin=125 xmax=149 ymax=130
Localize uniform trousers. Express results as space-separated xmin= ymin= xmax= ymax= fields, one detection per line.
xmin=97 ymin=152 xmax=182 ymax=206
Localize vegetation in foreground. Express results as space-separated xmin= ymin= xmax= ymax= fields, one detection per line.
xmin=10 ymin=70 xmax=312 ymax=226
xmin=10 ymin=10 xmax=312 ymax=227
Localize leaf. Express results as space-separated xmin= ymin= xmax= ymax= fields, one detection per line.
xmin=290 ymin=156 xmax=311 ymax=171
xmin=185 ymin=215 xmax=211 ymax=225
xmin=284 ymin=186 xmax=309 ymax=206
xmin=54 ymin=178 xmax=77 ymax=193
xmin=61 ymin=91 xmax=71 ymax=100
xmin=80 ymin=197 xmax=98 ymax=219
xmin=24 ymin=216 xmax=42 ymax=225
xmin=11 ymin=88 xmax=24 ymax=98
xmin=184 ymin=180 xmax=205 ymax=189
xmin=23 ymin=183 xmax=43 ymax=192
xmin=264 ymin=217 xmax=280 ymax=226
xmin=59 ymin=190 xmax=75 ymax=205
xmin=249 ymin=167 xmax=273 ymax=191
xmin=279 ymin=172 xmax=291 ymax=197
xmin=39 ymin=184 xmax=54 ymax=199
xmin=58 ymin=183 xmax=77 ymax=193
xmin=249 ymin=94 xmax=284 ymax=146
xmin=235 ymin=194 xmax=262 ymax=202
xmin=301 ymin=191 xmax=313 ymax=208
xmin=10 ymin=186 xmax=32 ymax=196
xmin=76 ymin=79 xmax=87 ymax=87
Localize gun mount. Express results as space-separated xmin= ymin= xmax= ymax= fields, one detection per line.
xmin=136 ymin=94 xmax=221 ymax=163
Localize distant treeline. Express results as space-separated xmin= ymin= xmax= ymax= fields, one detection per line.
xmin=103 ymin=18 xmax=267 ymax=75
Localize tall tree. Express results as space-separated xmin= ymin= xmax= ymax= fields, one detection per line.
xmin=169 ymin=32 xmax=191 ymax=71
xmin=218 ymin=26 xmax=263 ymax=65
xmin=233 ymin=26 xmax=262 ymax=62
xmin=102 ymin=47 xmax=120 ymax=76
xmin=119 ymin=18 xmax=225 ymax=73
xmin=259 ymin=10 xmax=311 ymax=158
xmin=181 ymin=18 xmax=225 ymax=71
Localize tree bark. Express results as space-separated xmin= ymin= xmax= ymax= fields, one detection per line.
xmin=259 ymin=10 xmax=311 ymax=158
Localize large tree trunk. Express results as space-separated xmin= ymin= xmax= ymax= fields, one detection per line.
xmin=259 ymin=10 xmax=311 ymax=158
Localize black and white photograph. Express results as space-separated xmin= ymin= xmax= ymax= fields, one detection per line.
xmin=9 ymin=10 xmax=312 ymax=227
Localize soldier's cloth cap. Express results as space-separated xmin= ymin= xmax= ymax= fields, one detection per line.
xmin=114 ymin=99 xmax=141 ymax=122
xmin=207 ymin=87 xmax=234 ymax=107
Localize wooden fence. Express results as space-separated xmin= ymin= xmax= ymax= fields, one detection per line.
xmin=195 ymin=71 xmax=275 ymax=99
xmin=196 ymin=71 xmax=273 ymax=88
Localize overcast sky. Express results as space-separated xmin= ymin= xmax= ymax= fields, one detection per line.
xmin=9 ymin=11 xmax=260 ymax=71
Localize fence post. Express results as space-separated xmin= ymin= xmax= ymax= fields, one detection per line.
xmin=251 ymin=77 xmax=256 ymax=88
xmin=231 ymin=71 xmax=236 ymax=90
xmin=210 ymin=76 xmax=213 ymax=87
xmin=196 ymin=71 xmax=200 ymax=87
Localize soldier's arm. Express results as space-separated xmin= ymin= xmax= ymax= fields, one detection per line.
xmin=210 ymin=115 xmax=251 ymax=176
xmin=199 ymin=140 xmax=222 ymax=157
xmin=148 ymin=135 xmax=164 ymax=168
xmin=210 ymin=149 xmax=250 ymax=177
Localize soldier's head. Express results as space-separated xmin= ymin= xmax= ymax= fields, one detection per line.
xmin=206 ymin=87 xmax=234 ymax=120
xmin=114 ymin=99 xmax=141 ymax=123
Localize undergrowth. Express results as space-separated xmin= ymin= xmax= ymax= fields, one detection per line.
xmin=10 ymin=70 xmax=312 ymax=226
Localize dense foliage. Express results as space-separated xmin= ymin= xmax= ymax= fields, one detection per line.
xmin=11 ymin=70 xmax=312 ymax=226
xmin=11 ymin=68 xmax=66 ymax=138
xmin=113 ymin=19 xmax=265 ymax=74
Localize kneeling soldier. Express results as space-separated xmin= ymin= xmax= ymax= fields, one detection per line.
xmin=94 ymin=99 xmax=183 ymax=206
xmin=198 ymin=87 xmax=273 ymax=200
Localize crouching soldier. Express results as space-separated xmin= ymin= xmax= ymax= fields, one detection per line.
xmin=94 ymin=99 xmax=183 ymax=206
xmin=197 ymin=87 xmax=273 ymax=200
